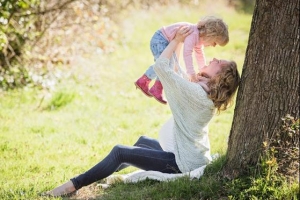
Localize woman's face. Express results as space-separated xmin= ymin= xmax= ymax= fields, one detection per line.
xmin=199 ymin=58 xmax=228 ymax=78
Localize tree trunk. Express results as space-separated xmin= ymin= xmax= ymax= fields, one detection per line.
xmin=222 ymin=0 xmax=299 ymax=179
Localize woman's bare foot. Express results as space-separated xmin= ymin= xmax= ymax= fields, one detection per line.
xmin=46 ymin=181 xmax=76 ymax=197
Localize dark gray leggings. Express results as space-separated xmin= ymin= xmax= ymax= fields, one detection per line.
xmin=71 ymin=136 xmax=181 ymax=190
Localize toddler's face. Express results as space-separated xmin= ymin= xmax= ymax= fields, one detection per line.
xmin=203 ymin=41 xmax=217 ymax=47
xmin=202 ymin=37 xmax=218 ymax=47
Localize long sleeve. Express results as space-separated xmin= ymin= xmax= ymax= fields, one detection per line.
xmin=154 ymin=58 xmax=211 ymax=108
xmin=182 ymin=25 xmax=204 ymax=75
xmin=183 ymin=35 xmax=196 ymax=75
xmin=194 ymin=44 xmax=206 ymax=70
xmin=153 ymin=57 xmax=215 ymax=173
xmin=160 ymin=23 xmax=203 ymax=76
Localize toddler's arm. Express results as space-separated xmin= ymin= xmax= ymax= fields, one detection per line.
xmin=194 ymin=45 xmax=206 ymax=70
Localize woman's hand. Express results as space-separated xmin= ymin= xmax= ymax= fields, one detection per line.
xmin=197 ymin=74 xmax=210 ymax=84
xmin=159 ymin=26 xmax=192 ymax=60
xmin=197 ymin=81 xmax=210 ymax=93
xmin=196 ymin=73 xmax=211 ymax=92
xmin=174 ymin=26 xmax=192 ymax=43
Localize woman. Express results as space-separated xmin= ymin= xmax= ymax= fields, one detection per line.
xmin=43 ymin=26 xmax=240 ymax=197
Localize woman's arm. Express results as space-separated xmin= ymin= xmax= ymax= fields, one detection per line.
xmin=175 ymin=43 xmax=182 ymax=59
xmin=159 ymin=26 xmax=192 ymax=60
xmin=174 ymin=43 xmax=182 ymax=72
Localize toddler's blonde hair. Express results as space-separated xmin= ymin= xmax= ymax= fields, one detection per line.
xmin=197 ymin=16 xmax=229 ymax=46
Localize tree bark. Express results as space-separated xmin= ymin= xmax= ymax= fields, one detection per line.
xmin=222 ymin=0 xmax=299 ymax=179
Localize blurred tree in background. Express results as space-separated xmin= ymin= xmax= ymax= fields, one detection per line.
xmin=228 ymin=0 xmax=255 ymax=13
xmin=0 ymin=0 xmax=120 ymax=90
xmin=0 ymin=0 xmax=254 ymax=91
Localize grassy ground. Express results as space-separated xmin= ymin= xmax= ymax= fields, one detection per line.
xmin=0 ymin=1 xmax=253 ymax=199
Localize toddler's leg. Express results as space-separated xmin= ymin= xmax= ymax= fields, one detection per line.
xmin=134 ymin=74 xmax=152 ymax=97
xmin=149 ymin=80 xmax=167 ymax=104
xmin=135 ymin=30 xmax=169 ymax=99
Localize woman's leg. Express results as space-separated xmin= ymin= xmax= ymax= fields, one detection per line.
xmin=134 ymin=135 xmax=163 ymax=150
xmin=71 ymin=142 xmax=180 ymax=190
xmin=116 ymin=136 xmax=163 ymax=171
xmin=46 ymin=136 xmax=178 ymax=196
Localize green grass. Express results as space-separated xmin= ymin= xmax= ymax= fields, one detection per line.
xmin=0 ymin=1 xmax=258 ymax=199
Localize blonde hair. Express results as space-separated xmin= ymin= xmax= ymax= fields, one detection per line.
xmin=197 ymin=16 xmax=229 ymax=46
xmin=207 ymin=61 xmax=240 ymax=113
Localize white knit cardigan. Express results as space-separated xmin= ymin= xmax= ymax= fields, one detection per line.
xmin=153 ymin=57 xmax=215 ymax=173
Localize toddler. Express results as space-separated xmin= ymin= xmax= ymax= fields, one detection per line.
xmin=134 ymin=16 xmax=229 ymax=104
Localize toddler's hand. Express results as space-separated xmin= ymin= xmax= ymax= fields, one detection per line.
xmin=189 ymin=74 xmax=198 ymax=82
